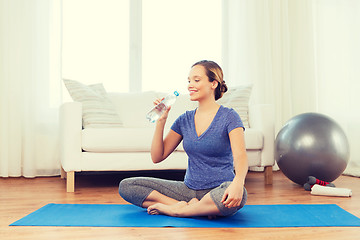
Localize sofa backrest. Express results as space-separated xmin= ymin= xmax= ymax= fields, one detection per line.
xmin=107 ymin=84 xmax=252 ymax=129
xmin=107 ymin=91 xmax=197 ymax=128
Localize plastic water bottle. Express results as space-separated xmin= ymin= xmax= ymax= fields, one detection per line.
xmin=146 ymin=91 xmax=179 ymax=123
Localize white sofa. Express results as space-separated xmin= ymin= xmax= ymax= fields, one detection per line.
xmin=60 ymin=89 xmax=275 ymax=192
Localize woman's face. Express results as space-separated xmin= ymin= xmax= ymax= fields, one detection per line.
xmin=187 ymin=65 xmax=217 ymax=102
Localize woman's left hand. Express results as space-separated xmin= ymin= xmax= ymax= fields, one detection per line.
xmin=221 ymin=179 xmax=244 ymax=208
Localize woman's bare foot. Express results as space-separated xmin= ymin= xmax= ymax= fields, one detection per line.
xmin=147 ymin=196 xmax=220 ymax=219
xmin=147 ymin=201 xmax=187 ymax=217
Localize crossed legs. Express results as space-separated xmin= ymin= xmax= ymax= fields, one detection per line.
xmin=119 ymin=177 xmax=247 ymax=218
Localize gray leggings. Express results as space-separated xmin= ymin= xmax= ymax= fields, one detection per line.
xmin=119 ymin=177 xmax=247 ymax=216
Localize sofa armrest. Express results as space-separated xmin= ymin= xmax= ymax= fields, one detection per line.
xmin=248 ymin=104 xmax=275 ymax=167
xmin=60 ymin=102 xmax=82 ymax=172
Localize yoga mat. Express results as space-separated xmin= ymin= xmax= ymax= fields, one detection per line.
xmin=10 ymin=203 xmax=360 ymax=228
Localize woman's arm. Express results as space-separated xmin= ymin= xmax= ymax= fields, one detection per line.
xmin=150 ymin=105 xmax=183 ymax=164
xmin=221 ymin=127 xmax=248 ymax=208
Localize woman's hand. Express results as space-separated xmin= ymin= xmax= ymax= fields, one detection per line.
xmin=221 ymin=178 xmax=244 ymax=208
xmin=153 ymin=98 xmax=171 ymax=123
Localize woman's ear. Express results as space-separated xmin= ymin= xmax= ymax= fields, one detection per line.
xmin=212 ymin=80 xmax=218 ymax=90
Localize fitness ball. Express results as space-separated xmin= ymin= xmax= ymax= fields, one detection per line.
xmin=275 ymin=112 xmax=350 ymax=185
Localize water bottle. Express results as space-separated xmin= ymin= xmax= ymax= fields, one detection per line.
xmin=146 ymin=91 xmax=179 ymax=123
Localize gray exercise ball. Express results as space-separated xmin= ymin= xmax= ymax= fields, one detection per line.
xmin=275 ymin=113 xmax=350 ymax=185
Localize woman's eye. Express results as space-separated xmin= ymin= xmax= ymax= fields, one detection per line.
xmin=188 ymin=79 xmax=200 ymax=83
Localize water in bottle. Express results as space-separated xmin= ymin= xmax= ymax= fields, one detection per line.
xmin=146 ymin=91 xmax=179 ymax=123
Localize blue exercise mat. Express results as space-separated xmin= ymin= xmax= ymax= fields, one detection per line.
xmin=10 ymin=203 xmax=360 ymax=228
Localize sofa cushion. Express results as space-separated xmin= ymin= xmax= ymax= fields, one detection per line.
xmin=217 ymin=84 xmax=252 ymax=128
xmin=81 ymin=152 xmax=188 ymax=171
xmin=81 ymin=127 xmax=263 ymax=153
xmin=82 ymin=127 xmax=159 ymax=152
xmin=108 ymin=91 xmax=197 ymax=129
xmin=63 ymin=79 xmax=122 ymax=128
xmin=107 ymin=91 xmax=157 ymax=128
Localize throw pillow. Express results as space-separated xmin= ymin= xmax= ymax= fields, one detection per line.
xmin=217 ymin=84 xmax=253 ymax=128
xmin=63 ymin=79 xmax=122 ymax=128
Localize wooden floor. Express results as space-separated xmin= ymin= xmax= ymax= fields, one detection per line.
xmin=1 ymin=170 xmax=360 ymax=240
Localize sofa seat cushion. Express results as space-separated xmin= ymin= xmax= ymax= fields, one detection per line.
xmin=82 ymin=128 xmax=156 ymax=152
xmin=82 ymin=127 xmax=263 ymax=153
xmin=81 ymin=152 xmax=188 ymax=171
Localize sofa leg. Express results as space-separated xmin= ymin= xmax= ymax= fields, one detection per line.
xmin=60 ymin=167 xmax=66 ymax=179
xmin=264 ymin=166 xmax=273 ymax=185
xmin=66 ymin=171 xmax=75 ymax=192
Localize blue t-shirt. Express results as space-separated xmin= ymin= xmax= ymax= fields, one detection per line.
xmin=171 ymin=105 xmax=244 ymax=190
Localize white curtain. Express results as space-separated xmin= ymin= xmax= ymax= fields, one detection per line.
xmin=223 ymin=0 xmax=360 ymax=176
xmin=0 ymin=0 xmax=62 ymax=177
xmin=313 ymin=0 xmax=360 ymax=176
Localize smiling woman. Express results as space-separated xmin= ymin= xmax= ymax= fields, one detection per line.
xmin=119 ymin=60 xmax=248 ymax=218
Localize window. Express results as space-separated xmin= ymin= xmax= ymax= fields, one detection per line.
xmin=142 ymin=0 xmax=222 ymax=93
xmin=62 ymin=0 xmax=221 ymax=97
xmin=62 ymin=0 xmax=129 ymax=93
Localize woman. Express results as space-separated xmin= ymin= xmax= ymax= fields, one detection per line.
xmin=119 ymin=60 xmax=248 ymax=218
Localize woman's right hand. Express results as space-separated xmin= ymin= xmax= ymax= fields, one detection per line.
xmin=153 ymin=98 xmax=171 ymax=123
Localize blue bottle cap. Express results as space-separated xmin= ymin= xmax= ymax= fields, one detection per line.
xmin=174 ymin=91 xmax=179 ymax=96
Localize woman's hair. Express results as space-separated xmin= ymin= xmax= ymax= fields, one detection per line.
xmin=192 ymin=60 xmax=228 ymax=100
